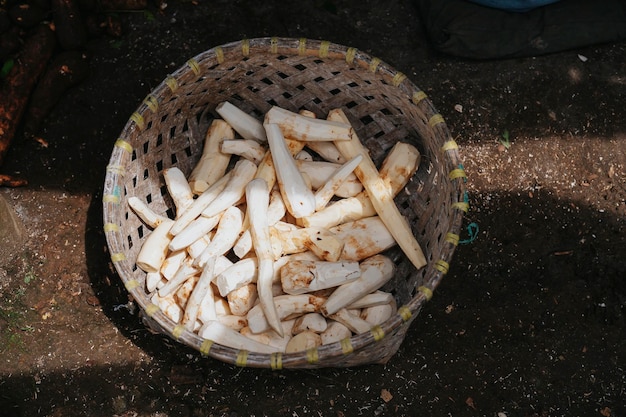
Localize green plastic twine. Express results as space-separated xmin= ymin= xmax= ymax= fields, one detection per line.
xmin=459 ymin=190 xmax=478 ymax=244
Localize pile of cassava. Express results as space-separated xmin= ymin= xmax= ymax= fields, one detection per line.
xmin=129 ymin=102 xmax=426 ymax=354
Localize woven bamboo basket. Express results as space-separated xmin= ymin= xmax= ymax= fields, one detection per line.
xmin=103 ymin=37 xmax=467 ymax=369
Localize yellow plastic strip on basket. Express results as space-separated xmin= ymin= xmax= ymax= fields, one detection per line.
xmin=369 ymin=57 xmax=381 ymax=73
xmin=340 ymin=337 xmax=354 ymax=354
xmin=445 ymin=232 xmax=460 ymax=246
xmin=241 ymin=39 xmax=250 ymax=56
xmin=434 ymin=259 xmax=450 ymax=274
xmin=306 ymin=347 xmax=319 ymax=364
xmin=392 ymin=72 xmax=406 ymax=87
xmin=111 ymin=253 xmax=125 ymax=264
xmin=270 ymin=37 xmax=278 ymax=54
xmin=236 ymin=350 xmax=249 ymax=367
xmin=270 ymin=352 xmax=283 ymax=370
xmin=186 ymin=58 xmax=200 ymax=76
xmin=200 ymin=339 xmax=213 ymax=356
xmin=449 ymin=168 xmax=467 ymax=181
xmin=215 ymin=46 xmax=224 ymax=64
xmin=103 ymin=223 xmax=119 ymax=233
xmin=114 ymin=138 xmax=132 ymax=154
xmin=441 ymin=139 xmax=459 ymax=152
xmin=143 ymin=95 xmax=159 ymax=113
xmin=172 ymin=324 xmax=185 ymax=340
xmin=102 ymin=193 xmax=119 ymax=204
xmin=319 ymin=40 xmax=330 ymax=58
xmin=345 ymin=47 xmax=356 ymax=64
xmin=106 ymin=164 xmax=125 ymax=176
xmin=165 ymin=75 xmax=178 ymax=93
xmin=298 ymin=38 xmax=307 ymax=55
xmin=124 ymin=279 xmax=139 ymax=291
xmin=412 ymin=90 xmax=428 ymax=105
xmin=429 ymin=114 xmax=445 ymax=127
xmin=418 ymin=285 xmax=433 ymax=301
xmin=370 ymin=325 xmax=385 ymax=342
xmin=144 ymin=303 xmax=160 ymax=317
xmin=398 ymin=305 xmax=412 ymax=322
xmin=452 ymin=201 xmax=470 ymax=212
xmin=129 ymin=112 xmax=145 ymax=131
xmin=103 ymin=185 xmax=121 ymax=204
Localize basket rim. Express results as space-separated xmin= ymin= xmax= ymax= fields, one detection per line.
xmin=102 ymin=37 xmax=467 ymax=369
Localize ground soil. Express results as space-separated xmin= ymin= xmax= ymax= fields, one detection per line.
xmin=0 ymin=1 xmax=625 ymax=416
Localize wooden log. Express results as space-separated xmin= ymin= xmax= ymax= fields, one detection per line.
xmin=9 ymin=2 xmax=48 ymax=28
xmin=51 ymin=0 xmax=87 ymax=50
xmin=0 ymin=174 xmax=27 ymax=187
xmin=0 ymin=27 xmax=22 ymax=60
xmin=24 ymin=50 xmax=90 ymax=136
xmin=0 ymin=24 xmax=56 ymax=167
xmin=99 ymin=0 xmax=148 ymax=10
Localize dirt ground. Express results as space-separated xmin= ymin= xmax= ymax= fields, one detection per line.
xmin=1 ymin=1 xmax=625 ymax=416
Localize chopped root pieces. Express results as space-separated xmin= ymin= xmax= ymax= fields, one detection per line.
xmin=128 ymin=103 xmax=426 ymax=354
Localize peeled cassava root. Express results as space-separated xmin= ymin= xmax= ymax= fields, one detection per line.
xmin=129 ymin=102 xmax=423 ymax=354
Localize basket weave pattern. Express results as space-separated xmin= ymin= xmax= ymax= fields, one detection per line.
xmin=103 ymin=37 xmax=466 ymax=368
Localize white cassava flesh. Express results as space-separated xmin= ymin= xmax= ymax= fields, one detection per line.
xmin=187 ymin=235 xmax=211 ymax=260
xmin=347 ymin=290 xmax=395 ymax=309
xmin=295 ymin=149 xmax=313 ymax=161
xmin=280 ymin=259 xmax=361 ymax=295
xmin=328 ymin=108 xmax=426 ymax=270
xmin=215 ymin=101 xmax=267 ymax=142
xmin=217 ymin=314 xmax=248 ymax=331
xmin=265 ymin=106 xmax=353 ymax=142
xmin=285 ymin=330 xmax=322 ymax=353
xmin=323 ymin=254 xmax=395 ymax=315
xmin=188 ymin=119 xmax=235 ymax=194
xmin=264 ymin=123 xmax=316 ymax=218
xmin=151 ymin=293 xmax=182 ymax=323
xmin=221 ymin=139 xmax=266 ymax=165
xmin=216 ymin=257 xmax=258 ymax=297
xmin=271 ymin=226 xmax=335 ymax=257
xmin=303 ymin=227 xmax=345 ymax=262
xmin=198 ymin=320 xmax=279 ymax=354
xmin=233 ymin=188 xmax=285 ymax=259
xmin=163 ymin=167 xmax=194 ymax=215
xmin=240 ymin=320 xmax=293 ymax=351
xmin=160 ymin=248 xmax=186 ymax=281
xmin=182 ymin=256 xmax=216 ymax=330
xmin=360 ymin=303 xmax=395 ymax=325
xmin=313 ymin=154 xmax=363 ymax=211
xmin=329 ymin=216 xmax=396 ymax=261
xmin=253 ymin=151 xmax=277 ymax=191
xmin=200 ymin=158 xmax=257 ymax=218
xmin=194 ymin=205 xmax=244 ymax=268
xmin=320 ymin=321 xmax=352 ymax=345
xmin=128 ymin=196 xmax=166 ymax=228
xmin=328 ymin=308 xmax=371 ymax=334
xmin=292 ymin=313 xmax=328 ymax=334
xmin=169 ymin=172 xmax=231 ymax=236
xmin=227 ymin=283 xmax=258 ymax=316
xmin=301 ymin=141 xmax=420 ymax=229
xmin=168 ymin=214 xmax=221 ymax=252
xmin=246 ymin=294 xmax=326 ymax=334
xmin=305 ymin=141 xmax=346 ymax=163
xmin=158 ymin=258 xmax=198 ymax=297
xmin=146 ymin=270 xmax=164 ymax=292
xmin=135 ymin=219 xmax=174 ymax=273
xmin=245 ymin=178 xmax=283 ymax=336
xmin=295 ymin=160 xmax=363 ymax=198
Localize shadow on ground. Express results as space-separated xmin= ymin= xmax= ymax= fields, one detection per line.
xmin=1 ymin=188 xmax=623 ymax=417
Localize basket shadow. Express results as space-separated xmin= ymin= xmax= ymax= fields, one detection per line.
xmin=0 ymin=187 xmax=619 ymax=416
